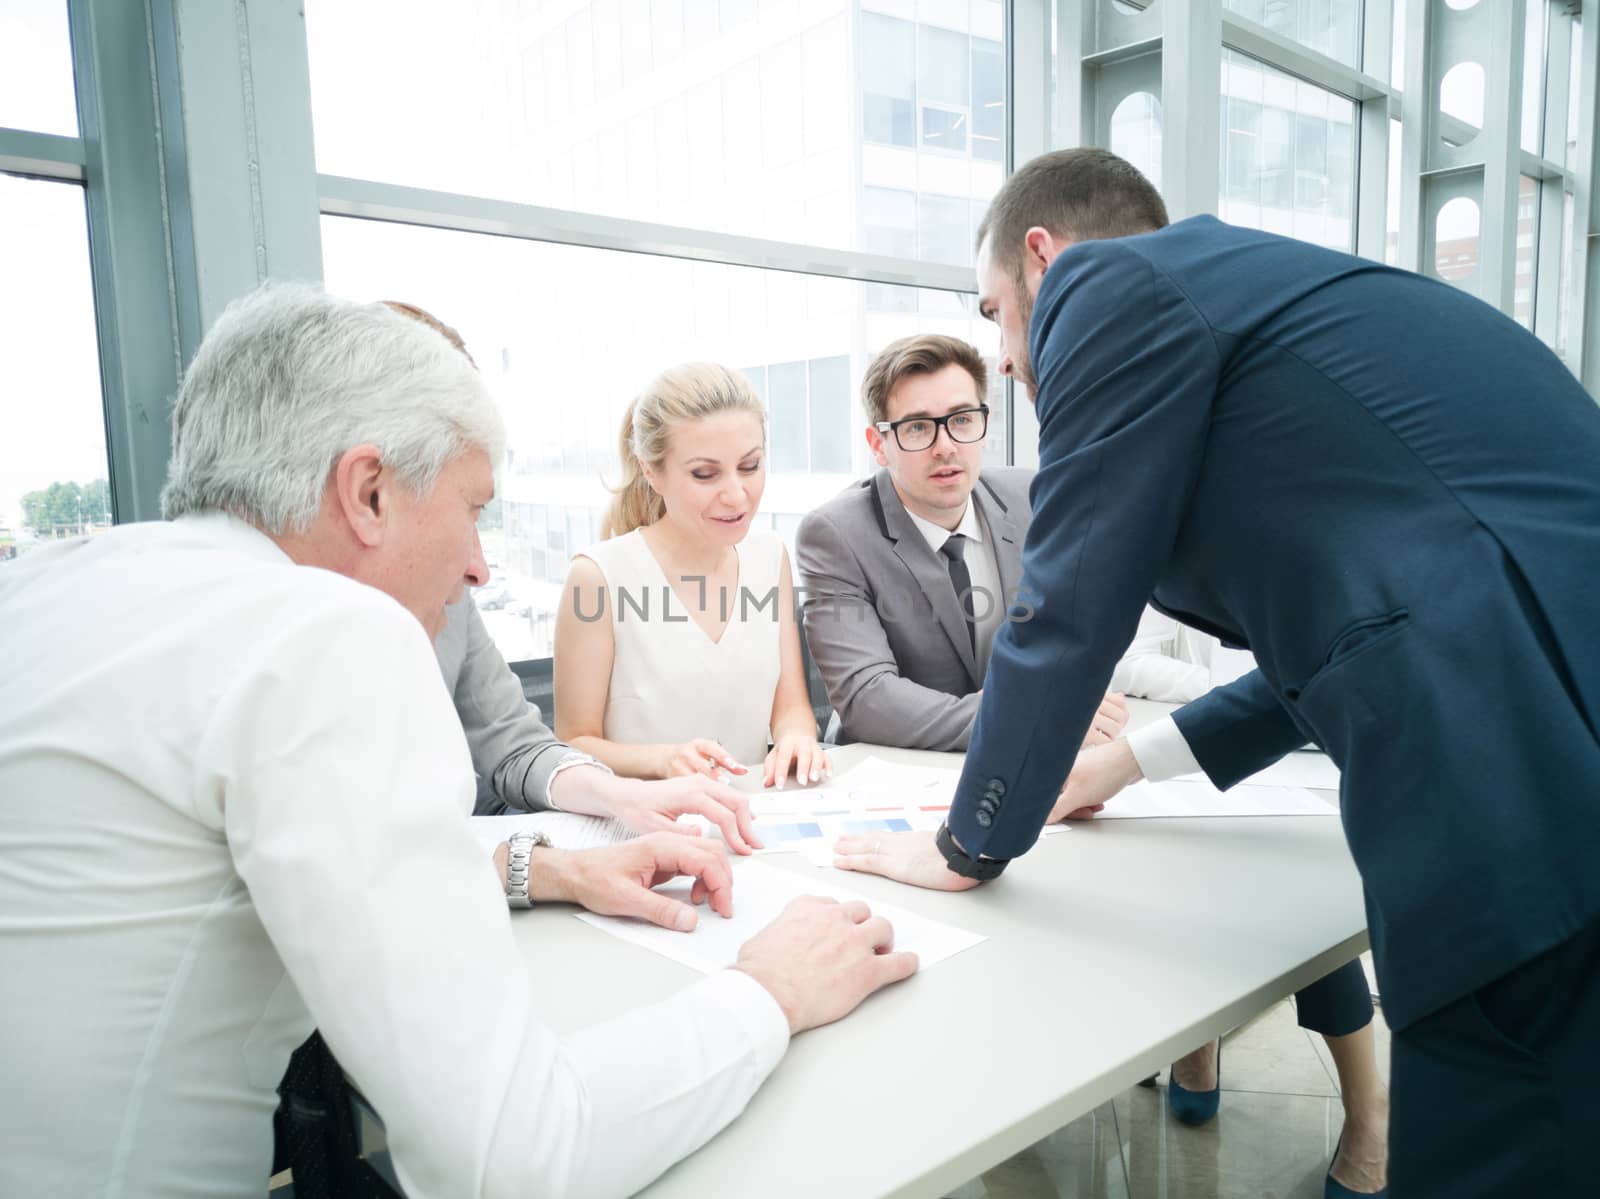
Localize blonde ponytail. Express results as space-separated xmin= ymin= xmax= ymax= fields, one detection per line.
xmin=601 ymin=363 xmax=766 ymax=539
xmin=601 ymin=400 xmax=666 ymax=539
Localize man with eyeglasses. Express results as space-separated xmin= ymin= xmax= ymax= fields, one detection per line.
xmin=796 ymin=334 xmax=1126 ymax=752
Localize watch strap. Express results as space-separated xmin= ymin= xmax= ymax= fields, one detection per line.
xmin=504 ymin=831 xmax=551 ymax=908
xmin=935 ymin=821 xmax=1007 ymax=881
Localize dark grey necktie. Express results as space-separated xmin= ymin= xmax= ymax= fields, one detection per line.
xmin=939 ymin=533 xmax=976 ymax=654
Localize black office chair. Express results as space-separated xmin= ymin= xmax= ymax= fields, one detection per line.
xmin=273 ymin=1032 xmax=402 ymax=1199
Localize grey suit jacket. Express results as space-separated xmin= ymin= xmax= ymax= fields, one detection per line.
xmin=796 ymin=467 xmax=1032 ymax=751
xmin=435 ymin=598 xmax=572 ymax=815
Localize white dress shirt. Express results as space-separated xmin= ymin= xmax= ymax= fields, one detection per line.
xmin=0 ymin=513 xmax=787 ymax=1199
xmin=578 ymin=528 xmax=784 ymax=767
xmin=1114 ymin=607 xmax=1208 ymax=782
xmin=903 ymin=500 xmax=1005 ymax=673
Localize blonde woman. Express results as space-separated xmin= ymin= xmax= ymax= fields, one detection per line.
xmin=555 ymin=363 xmax=829 ymax=790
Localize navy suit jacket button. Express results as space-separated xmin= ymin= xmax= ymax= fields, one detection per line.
xmin=975 ymin=809 xmax=994 ymax=828
xmin=987 ymin=779 xmax=1007 ymax=797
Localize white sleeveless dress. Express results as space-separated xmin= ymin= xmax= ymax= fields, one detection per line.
xmin=576 ymin=527 xmax=785 ymax=769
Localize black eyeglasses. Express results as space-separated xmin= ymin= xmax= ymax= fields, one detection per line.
xmin=875 ymin=405 xmax=990 ymax=452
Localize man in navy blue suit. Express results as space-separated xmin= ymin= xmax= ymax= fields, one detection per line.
xmin=834 ymin=148 xmax=1600 ymax=1198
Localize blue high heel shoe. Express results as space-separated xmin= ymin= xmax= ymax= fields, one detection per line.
xmin=1166 ymin=1040 xmax=1221 ymax=1126
xmin=1324 ymin=1134 xmax=1388 ymax=1198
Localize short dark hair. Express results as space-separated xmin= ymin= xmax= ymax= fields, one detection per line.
xmin=975 ymin=148 xmax=1169 ymax=274
xmin=861 ymin=335 xmax=988 ymax=426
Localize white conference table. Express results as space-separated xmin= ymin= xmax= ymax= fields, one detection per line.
xmin=494 ymin=703 xmax=1366 ymax=1199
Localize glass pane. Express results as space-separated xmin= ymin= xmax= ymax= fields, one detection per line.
xmin=1386 ymin=118 xmax=1402 ymax=266
xmin=863 ymin=187 xmax=917 ymax=258
xmin=917 ymin=192 xmax=971 ymax=266
xmin=1521 ymin=0 xmax=1548 ymax=156
xmin=306 ymin=0 xmax=1004 ymax=264
xmin=0 ymin=3 xmax=77 ymax=137
xmin=0 ymin=174 xmax=109 ymax=557
xmin=971 ymin=37 xmax=1004 ymax=162
xmin=320 ymin=215 xmax=998 ymax=663
xmin=920 ymin=105 xmax=969 ymax=155
xmin=1514 ymin=175 xmax=1539 ymax=330
xmin=863 ymin=11 xmax=916 ymax=148
xmin=1110 ymin=92 xmax=1163 ymax=190
xmin=1557 ymin=188 xmax=1577 ymax=361
xmin=1218 ymin=50 xmax=1357 ymax=252
xmin=1222 ymin=0 xmax=1361 ymax=70
xmin=1435 ymin=196 xmax=1481 ymax=283
xmin=1392 ymin=0 xmax=1407 ymax=91
xmin=768 ymin=362 xmax=809 ymax=474
xmin=918 ymin=24 xmax=969 ymax=109
xmin=808 ymin=356 xmax=852 ymax=473
xmin=1564 ymin=17 xmax=1585 ymax=168
xmin=1439 ymin=61 xmax=1486 ymax=146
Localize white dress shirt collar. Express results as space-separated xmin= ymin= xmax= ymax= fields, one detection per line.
xmin=904 ymin=496 xmax=984 ymax=556
xmin=173 ymin=510 xmax=293 ymax=565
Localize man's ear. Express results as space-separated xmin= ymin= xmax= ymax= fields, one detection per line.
xmin=865 ymin=424 xmax=890 ymax=468
xmin=331 ymin=443 xmax=387 ymax=549
xmin=1023 ymin=226 xmax=1071 ymax=282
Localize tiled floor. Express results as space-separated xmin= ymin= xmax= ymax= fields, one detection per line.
xmin=948 ymin=955 xmax=1389 ymax=1199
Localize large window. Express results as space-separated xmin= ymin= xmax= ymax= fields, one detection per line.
xmin=308 ymin=0 xmax=1009 ymax=662
xmin=1219 ymin=50 xmax=1356 ymax=251
xmin=0 ymin=2 xmax=78 ymax=136
xmin=0 ymin=175 xmax=110 ymax=555
xmin=308 ymin=1 xmax=1001 ymax=265
xmin=320 ymin=216 xmax=998 ymax=661
xmin=0 ymin=5 xmax=111 ymax=561
xmin=1224 ymin=0 xmax=1362 ymax=70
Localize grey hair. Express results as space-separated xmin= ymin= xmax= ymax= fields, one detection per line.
xmin=161 ymin=282 xmax=505 ymax=534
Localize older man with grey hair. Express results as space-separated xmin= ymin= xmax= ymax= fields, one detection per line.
xmin=0 ymin=283 xmax=916 ymax=1199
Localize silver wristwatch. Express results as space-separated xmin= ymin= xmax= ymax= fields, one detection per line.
xmin=504 ymin=831 xmax=551 ymax=909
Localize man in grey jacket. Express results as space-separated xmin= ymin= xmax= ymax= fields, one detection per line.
xmin=796 ymin=334 xmax=1125 ymax=752
xmin=436 ymin=598 xmax=760 ymax=848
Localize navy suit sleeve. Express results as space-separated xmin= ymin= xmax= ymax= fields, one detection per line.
xmin=951 ymin=241 xmax=1219 ymax=860
xmin=1172 ymin=670 xmax=1315 ymax=789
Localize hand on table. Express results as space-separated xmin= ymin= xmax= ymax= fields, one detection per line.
xmin=1081 ymin=691 xmax=1129 ymax=747
xmin=662 ymin=738 xmax=749 ymax=781
xmin=531 ymin=832 xmax=736 ymax=932
xmin=1048 ymin=739 xmax=1144 ymax=823
xmin=831 ymin=829 xmax=982 ymax=892
xmin=735 ymin=896 xmax=919 ymax=1034
xmin=763 ymin=733 xmax=831 ymax=790
xmin=608 ymin=775 xmax=763 ymax=853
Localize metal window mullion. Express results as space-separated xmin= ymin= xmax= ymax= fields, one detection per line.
xmin=1356 ymin=0 xmax=1398 ymax=263
xmin=0 ymin=126 xmax=86 ymax=181
xmin=1481 ymin=1 xmax=1529 ymax=316
xmin=1220 ymin=11 xmax=1390 ymax=103
xmin=66 ymin=0 xmax=326 ymax=524
xmin=318 ymin=174 xmax=976 ymax=294
xmin=1051 ymin=0 xmax=1096 ymax=150
xmin=1533 ymin=176 xmax=1565 ymax=343
xmin=157 ymin=0 xmax=322 ymax=327
xmin=1574 ymin=0 xmax=1600 ymax=389
xmin=1161 ymin=0 xmax=1222 ymax=222
xmin=1397 ymin=0 xmax=1430 ymax=274
xmin=68 ymin=0 xmax=188 ymax=523
xmin=1364 ymin=0 xmax=1398 ymax=85
xmin=1356 ymin=99 xmax=1393 ymax=261
xmin=1006 ymin=0 xmax=1052 ymax=470
xmin=1543 ymin=4 xmax=1574 ymax=163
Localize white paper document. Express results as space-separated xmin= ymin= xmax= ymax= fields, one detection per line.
xmin=1234 ymin=750 xmax=1341 ymax=791
xmin=575 ymin=858 xmax=986 ymax=973
xmin=824 ymin=754 xmax=963 ymax=805
xmin=467 ymin=811 xmax=635 ymax=855
xmin=1095 ymin=777 xmax=1338 ymax=820
xmin=743 ymin=755 xmax=962 ymax=855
